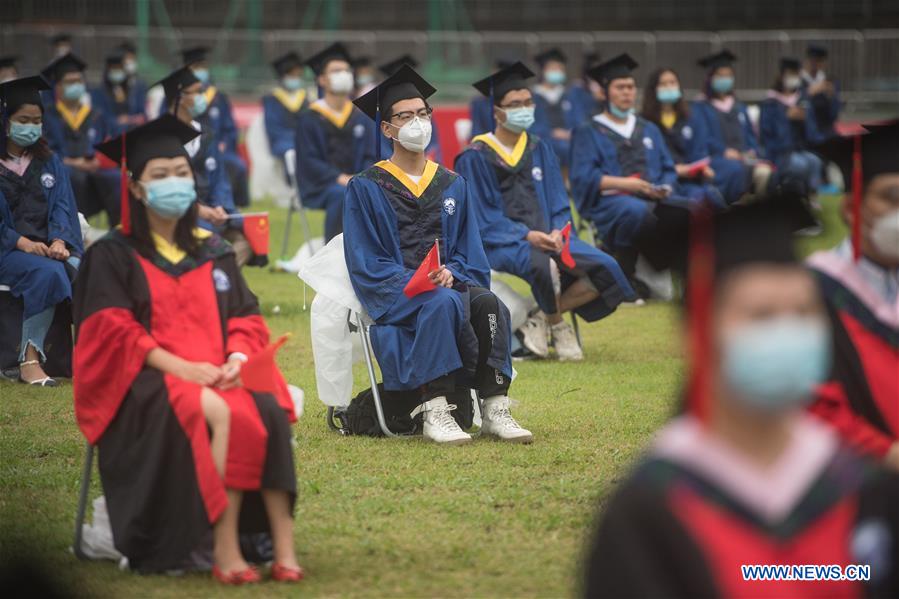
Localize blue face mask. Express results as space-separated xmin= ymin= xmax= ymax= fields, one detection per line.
xmin=8 ymin=122 xmax=42 ymax=147
xmin=544 ymin=70 xmax=566 ymax=86
xmin=63 ymin=82 xmax=86 ymax=101
xmin=282 ymin=76 xmax=303 ymax=91
xmin=609 ymin=104 xmax=634 ymax=119
xmin=711 ymin=76 xmax=735 ymax=94
xmin=189 ymin=92 xmax=208 ymax=117
xmin=141 ymin=176 xmax=197 ymax=219
xmin=107 ymin=69 xmax=127 ymax=84
xmin=192 ymin=68 xmax=210 ymax=85
xmin=721 ymin=316 xmax=831 ymax=411
xmin=500 ymin=106 xmax=536 ymax=134
xmin=657 ymin=87 xmax=682 ymax=104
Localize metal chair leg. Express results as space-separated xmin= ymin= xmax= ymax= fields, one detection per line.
xmin=569 ymin=311 xmax=582 ymax=348
xmin=357 ymin=319 xmax=399 ymax=438
xmin=72 ymin=442 xmax=94 ymax=560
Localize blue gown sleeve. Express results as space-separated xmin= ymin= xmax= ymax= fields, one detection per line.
xmin=343 ymin=177 xmax=413 ymax=320
xmin=655 ymin=127 xmax=678 ymax=188
xmin=569 ymin=124 xmax=606 ymax=216
xmin=444 ymin=178 xmax=491 ymax=289
xmin=216 ymin=93 xmax=239 ymax=153
xmin=684 ymin=111 xmax=711 ymax=163
xmin=453 ymin=149 xmax=530 ymax=246
xmin=43 ymin=112 xmax=65 ymax=156
xmin=296 ymin=112 xmax=341 ymax=194
xmin=263 ymin=96 xmax=295 ymax=157
xmin=540 ymin=141 xmax=574 ymax=231
xmin=46 ymin=156 xmax=84 ymax=255
xmin=206 ymin=144 xmax=236 ymax=216
xmin=0 ymin=190 xmax=20 ymax=254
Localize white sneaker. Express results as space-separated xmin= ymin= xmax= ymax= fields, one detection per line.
xmin=414 ymin=397 xmax=472 ymax=445
xmin=521 ymin=311 xmax=549 ymax=358
xmin=481 ymin=396 xmax=533 ymax=443
xmin=551 ymin=320 xmax=584 ymax=361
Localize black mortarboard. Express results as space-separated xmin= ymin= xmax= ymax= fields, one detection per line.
xmin=379 ymin=54 xmax=418 ymax=77
xmin=181 ymin=46 xmax=210 ymax=66
xmin=0 ymin=56 xmax=18 ymax=69
xmin=779 ymin=57 xmax=801 ymax=72
xmin=95 ymin=114 xmax=200 ymax=234
xmin=271 ymin=51 xmax=303 ymax=77
xmin=41 ymin=53 xmax=87 ymax=83
xmin=534 ymin=47 xmax=567 ymax=66
xmin=353 ymin=63 xmax=436 ymax=121
xmin=105 ymin=53 xmax=125 ymax=68
xmin=806 ymin=43 xmax=829 ymax=59
xmin=153 ymin=66 xmax=201 ymax=103
xmin=0 ymin=76 xmax=51 ymax=114
xmin=472 ymin=61 xmax=535 ymax=105
xmin=352 ymin=55 xmax=372 ymax=69
xmin=698 ymin=49 xmax=737 ymax=70
xmin=117 ymin=41 xmax=137 ymax=54
xmin=587 ymin=53 xmax=639 ymax=87
xmin=304 ymin=42 xmax=352 ymax=76
xmin=51 ymin=34 xmax=72 ymax=46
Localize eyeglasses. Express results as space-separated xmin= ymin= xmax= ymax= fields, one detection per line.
xmin=390 ymin=106 xmax=433 ymax=124
xmin=499 ymin=100 xmax=534 ymax=109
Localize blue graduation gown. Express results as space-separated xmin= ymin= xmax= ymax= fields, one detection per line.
xmin=379 ymin=120 xmax=444 ymax=164
xmin=0 ymin=153 xmax=83 ymax=318
xmin=533 ymin=87 xmax=585 ymax=168
xmin=759 ymin=95 xmax=823 ymax=166
xmin=570 ymin=115 xmax=689 ymax=251
xmin=262 ymin=88 xmax=308 ymax=159
xmin=468 ymin=96 xmax=494 ymax=139
xmin=568 ymin=82 xmax=599 ymax=121
xmin=90 ymin=81 xmax=147 ymax=136
xmin=801 ymin=79 xmax=841 ymax=142
xmin=455 ymin=132 xmax=635 ymax=321
xmin=656 ymin=112 xmax=729 ymax=208
xmin=201 ymin=86 xmax=249 ymax=207
xmin=190 ymin=124 xmax=238 ymax=234
xmin=343 ymin=160 xmax=512 ymax=391
xmin=691 ymin=99 xmax=761 ymax=158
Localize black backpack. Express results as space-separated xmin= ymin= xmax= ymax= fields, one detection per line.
xmin=338 ymin=385 xmax=475 ymax=437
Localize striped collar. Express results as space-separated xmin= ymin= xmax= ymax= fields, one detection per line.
xmin=309 ymin=99 xmax=353 ymax=128
xmin=272 ymin=87 xmax=306 ymax=113
xmin=375 ymin=159 xmax=439 ymax=198
xmin=55 ymin=100 xmax=91 ymax=131
xmin=471 ymin=132 xmax=528 ymax=167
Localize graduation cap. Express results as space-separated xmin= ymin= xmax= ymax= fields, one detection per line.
xmin=181 ymin=46 xmax=210 ymax=66
xmin=814 ymin=120 xmax=899 ymax=260
xmin=105 ymin=53 xmax=125 ymax=68
xmin=587 ymin=53 xmax=638 ymax=87
xmin=379 ymin=54 xmax=418 ymax=77
xmin=304 ymin=42 xmax=352 ymax=76
xmin=41 ymin=53 xmax=87 ymax=84
xmin=353 ymin=63 xmax=436 ymax=159
xmin=534 ymin=47 xmax=567 ymax=66
xmin=95 ymin=114 xmax=200 ymax=235
xmin=51 ymin=33 xmax=72 ymax=46
xmin=807 ymin=43 xmax=829 ymax=59
xmin=697 ymin=49 xmax=737 ymax=71
xmin=271 ymin=51 xmax=303 ymax=77
xmin=153 ymin=66 xmax=201 ymax=105
xmin=472 ymin=61 xmax=535 ymax=106
xmin=0 ymin=76 xmax=51 ymax=115
xmin=636 ymin=195 xmax=813 ymax=423
xmin=117 ymin=41 xmax=137 ymax=55
xmin=0 ymin=56 xmax=18 ymax=70
xmin=779 ymin=57 xmax=801 ymax=72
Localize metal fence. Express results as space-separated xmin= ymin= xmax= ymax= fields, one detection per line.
xmin=3 ymin=25 xmax=897 ymax=108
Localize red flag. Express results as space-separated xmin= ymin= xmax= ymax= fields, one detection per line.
xmin=560 ymin=222 xmax=576 ymax=269
xmin=684 ymin=157 xmax=711 ymax=179
xmin=242 ymin=213 xmax=270 ymax=256
xmin=241 ymin=333 xmax=290 ymax=394
xmin=686 ymin=203 xmax=715 ymax=426
xmin=403 ymin=240 xmax=440 ymax=299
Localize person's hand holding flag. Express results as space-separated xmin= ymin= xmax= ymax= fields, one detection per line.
xmin=404 ymin=239 xmax=450 ymax=298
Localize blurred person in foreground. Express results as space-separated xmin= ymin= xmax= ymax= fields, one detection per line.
xmin=584 ymin=197 xmax=899 ymax=598
xmin=808 ymin=121 xmax=899 ymax=469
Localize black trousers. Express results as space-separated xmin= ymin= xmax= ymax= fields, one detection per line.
xmin=423 ymin=286 xmax=511 ymax=401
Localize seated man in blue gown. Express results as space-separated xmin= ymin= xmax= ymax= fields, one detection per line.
xmin=570 ymin=54 xmax=700 ymax=293
xmin=455 ymin=62 xmax=635 ymax=361
xmin=345 ymin=64 xmax=533 ymax=445
xmin=262 ymin=51 xmax=308 ymax=171
xmin=376 ymin=55 xmax=443 ymax=164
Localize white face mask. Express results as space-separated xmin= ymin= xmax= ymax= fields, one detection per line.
xmin=327 ymin=70 xmax=354 ymax=94
xmin=870 ymin=208 xmax=899 ymax=261
xmin=391 ymin=116 xmax=432 ymax=153
xmin=783 ymin=75 xmax=802 ymax=91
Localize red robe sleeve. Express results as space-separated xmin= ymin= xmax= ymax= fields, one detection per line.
xmin=810 ymin=381 xmax=894 ymax=458
xmin=72 ymin=239 xmax=159 ymax=444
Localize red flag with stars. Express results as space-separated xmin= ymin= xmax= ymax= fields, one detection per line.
xmin=242 ymin=213 xmax=270 ymax=256
xmin=403 ymin=240 xmax=440 ymax=299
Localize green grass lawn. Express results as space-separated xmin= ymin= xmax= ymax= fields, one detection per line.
xmin=0 ymin=195 xmax=846 ymax=597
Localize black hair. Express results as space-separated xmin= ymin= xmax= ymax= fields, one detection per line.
xmin=641 ymin=67 xmax=690 ymax=127
xmin=1 ymin=99 xmax=52 ymax=161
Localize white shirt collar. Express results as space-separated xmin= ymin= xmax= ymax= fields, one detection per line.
xmin=836 ymin=239 xmax=899 ymax=305
xmin=184 ymin=120 xmax=202 ymax=158
xmin=534 ymin=84 xmax=564 ymax=105
xmin=595 ymin=112 xmax=636 ymax=139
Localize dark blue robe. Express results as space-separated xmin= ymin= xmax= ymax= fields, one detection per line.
xmin=570 ymin=115 xmax=693 ymax=251
xmin=801 ymin=77 xmax=841 ymax=142
xmin=262 ymin=88 xmax=308 ymax=159
xmin=295 ymin=101 xmax=375 ymax=241
xmin=655 ymin=112 xmax=730 ymax=208
xmin=0 ymin=153 xmax=83 ymax=319
xmin=533 ymin=86 xmax=585 ymax=168
xmin=691 ymin=99 xmax=761 ymax=158
xmin=200 ymin=86 xmax=249 ymax=207
xmin=468 ymin=96 xmax=494 ymax=140
xmin=189 ymin=121 xmax=237 ymax=234
xmin=343 ymin=160 xmax=511 ymax=391
xmin=91 ymin=80 xmax=147 ymax=136
xmin=455 ymin=132 xmax=635 ymax=321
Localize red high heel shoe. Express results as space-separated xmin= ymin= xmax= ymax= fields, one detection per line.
xmin=212 ymin=564 xmax=261 ymax=585
xmin=271 ymin=562 xmax=305 ymax=582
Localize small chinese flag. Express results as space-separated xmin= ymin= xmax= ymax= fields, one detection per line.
xmin=403 ymin=240 xmax=440 ymax=299
xmin=242 ymin=213 xmax=270 ymax=256
xmin=241 ymin=333 xmax=290 ymax=394
xmin=560 ymin=222 xmax=576 ymax=269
